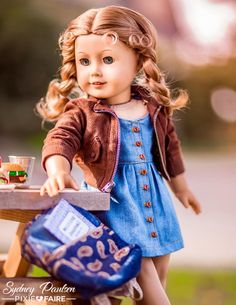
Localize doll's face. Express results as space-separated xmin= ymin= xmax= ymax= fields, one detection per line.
xmin=75 ymin=34 xmax=138 ymax=104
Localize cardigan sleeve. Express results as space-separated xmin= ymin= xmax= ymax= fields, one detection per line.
xmin=165 ymin=115 xmax=185 ymax=178
xmin=42 ymin=101 xmax=85 ymax=171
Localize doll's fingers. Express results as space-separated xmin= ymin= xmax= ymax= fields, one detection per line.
xmin=191 ymin=202 xmax=201 ymax=214
xmin=190 ymin=198 xmax=202 ymax=214
xmin=194 ymin=206 xmax=201 ymax=215
xmin=49 ymin=178 xmax=61 ymax=196
xmin=57 ymin=177 xmax=65 ymax=191
xmin=40 ymin=185 xmax=46 ymax=196
xmin=40 ymin=181 xmax=52 ymax=196
xmin=188 ymin=193 xmax=202 ymax=214
xmin=69 ymin=176 xmax=79 ymax=191
xmin=44 ymin=182 xmax=53 ymax=197
xmin=181 ymin=197 xmax=190 ymax=209
xmin=42 ymin=179 xmax=57 ymax=197
xmin=42 ymin=184 xmax=52 ymax=197
xmin=40 ymin=179 xmax=58 ymax=197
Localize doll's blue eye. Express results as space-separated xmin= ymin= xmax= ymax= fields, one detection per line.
xmin=103 ymin=56 xmax=114 ymax=64
xmin=80 ymin=58 xmax=90 ymax=66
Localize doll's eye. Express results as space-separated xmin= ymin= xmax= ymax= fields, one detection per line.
xmin=79 ymin=58 xmax=90 ymax=66
xmin=103 ymin=56 xmax=114 ymax=64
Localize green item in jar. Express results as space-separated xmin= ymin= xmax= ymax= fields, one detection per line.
xmin=9 ymin=171 xmax=28 ymax=177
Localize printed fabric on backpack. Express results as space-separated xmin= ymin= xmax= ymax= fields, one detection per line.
xmin=21 ymin=199 xmax=143 ymax=304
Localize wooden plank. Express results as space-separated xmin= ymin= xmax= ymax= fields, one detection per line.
xmin=0 ymin=210 xmax=40 ymax=222
xmin=1 ymin=223 xmax=30 ymax=278
xmin=0 ymin=187 xmax=110 ymax=211
xmin=0 ymin=254 xmax=7 ymax=273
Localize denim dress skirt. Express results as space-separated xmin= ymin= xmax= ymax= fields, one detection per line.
xmin=81 ymin=113 xmax=184 ymax=257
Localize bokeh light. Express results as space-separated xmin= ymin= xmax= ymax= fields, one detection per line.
xmin=211 ymin=87 xmax=236 ymax=122
xmin=171 ymin=0 xmax=236 ymax=64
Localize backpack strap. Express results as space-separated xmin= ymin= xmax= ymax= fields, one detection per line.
xmin=91 ymin=293 xmax=112 ymax=305
xmin=107 ymin=277 xmax=143 ymax=301
xmin=125 ymin=278 xmax=143 ymax=300
xmin=91 ymin=277 xmax=143 ymax=304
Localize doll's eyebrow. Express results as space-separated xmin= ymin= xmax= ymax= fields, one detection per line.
xmin=77 ymin=49 xmax=112 ymax=55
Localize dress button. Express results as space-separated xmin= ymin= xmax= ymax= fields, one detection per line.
xmin=143 ymin=184 xmax=149 ymax=191
xmin=139 ymin=154 xmax=145 ymax=160
xmin=144 ymin=201 xmax=152 ymax=207
xmin=132 ymin=127 xmax=140 ymax=133
xmin=140 ymin=169 xmax=147 ymax=175
xmin=151 ymin=231 xmax=158 ymax=238
xmin=135 ymin=141 xmax=142 ymax=147
xmin=146 ymin=217 xmax=153 ymax=223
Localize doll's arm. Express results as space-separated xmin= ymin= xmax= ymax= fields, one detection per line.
xmin=165 ymin=115 xmax=185 ymax=177
xmin=42 ymin=100 xmax=85 ymax=171
xmin=40 ymin=155 xmax=79 ymax=197
xmin=165 ymin=116 xmax=202 ymax=214
xmin=168 ymin=173 xmax=202 ymax=215
xmin=40 ymin=101 xmax=84 ymax=196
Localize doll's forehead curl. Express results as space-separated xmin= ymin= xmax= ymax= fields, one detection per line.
xmin=63 ymin=29 xmax=152 ymax=54
xmin=75 ymin=32 xmax=118 ymax=47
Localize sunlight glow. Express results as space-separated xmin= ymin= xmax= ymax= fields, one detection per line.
xmin=180 ymin=0 xmax=235 ymax=45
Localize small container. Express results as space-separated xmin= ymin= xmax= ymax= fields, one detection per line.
xmin=8 ymin=156 xmax=35 ymax=188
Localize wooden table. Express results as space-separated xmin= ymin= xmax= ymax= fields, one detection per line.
xmin=0 ymin=187 xmax=110 ymax=304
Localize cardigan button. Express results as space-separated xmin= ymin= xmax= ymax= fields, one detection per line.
xmin=143 ymin=184 xmax=149 ymax=191
xmin=146 ymin=217 xmax=153 ymax=223
xmin=135 ymin=141 xmax=142 ymax=147
xmin=151 ymin=231 xmax=158 ymax=238
xmin=144 ymin=201 xmax=152 ymax=207
xmin=139 ymin=154 xmax=145 ymax=160
xmin=140 ymin=169 xmax=147 ymax=175
xmin=132 ymin=127 xmax=140 ymax=133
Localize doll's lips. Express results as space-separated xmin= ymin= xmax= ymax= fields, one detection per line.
xmin=90 ymin=82 xmax=106 ymax=87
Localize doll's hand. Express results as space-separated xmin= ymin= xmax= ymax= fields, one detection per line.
xmin=175 ymin=189 xmax=202 ymax=215
xmin=40 ymin=155 xmax=79 ymax=197
xmin=168 ymin=174 xmax=202 ymax=215
xmin=40 ymin=172 xmax=79 ymax=197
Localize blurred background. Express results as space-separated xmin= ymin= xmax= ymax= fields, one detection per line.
xmin=0 ymin=0 xmax=236 ymax=304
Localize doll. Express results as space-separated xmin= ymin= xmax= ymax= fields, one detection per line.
xmin=38 ymin=5 xmax=202 ymax=305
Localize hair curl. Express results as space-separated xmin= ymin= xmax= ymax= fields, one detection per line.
xmin=37 ymin=5 xmax=188 ymax=121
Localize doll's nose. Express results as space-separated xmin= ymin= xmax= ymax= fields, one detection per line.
xmin=91 ymin=71 xmax=102 ymax=77
xmin=90 ymin=63 xmax=102 ymax=76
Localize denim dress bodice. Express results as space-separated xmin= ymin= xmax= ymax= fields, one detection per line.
xmin=118 ymin=114 xmax=155 ymax=164
xmin=81 ymin=113 xmax=184 ymax=257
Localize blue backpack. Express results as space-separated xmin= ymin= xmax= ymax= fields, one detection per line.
xmin=21 ymin=199 xmax=142 ymax=303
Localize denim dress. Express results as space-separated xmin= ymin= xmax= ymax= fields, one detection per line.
xmin=81 ymin=113 xmax=184 ymax=257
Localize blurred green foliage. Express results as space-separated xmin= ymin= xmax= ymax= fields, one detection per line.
xmin=0 ymin=0 xmax=58 ymax=99
xmin=32 ymin=266 xmax=236 ymax=305
xmin=0 ymin=0 xmax=60 ymax=136
xmin=167 ymin=268 xmax=236 ymax=305
xmin=122 ymin=268 xmax=236 ymax=305
xmin=178 ymin=58 xmax=236 ymax=149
